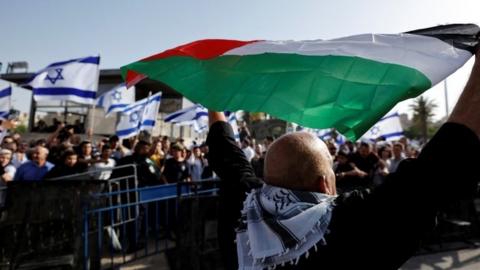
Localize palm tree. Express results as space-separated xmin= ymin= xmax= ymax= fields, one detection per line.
xmin=409 ymin=96 xmax=437 ymax=142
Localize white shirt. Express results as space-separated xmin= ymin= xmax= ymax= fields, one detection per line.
xmin=90 ymin=159 xmax=116 ymax=180
xmin=12 ymin=153 xmax=29 ymax=169
xmin=242 ymin=146 xmax=255 ymax=162
xmin=188 ymin=157 xmax=204 ymax=181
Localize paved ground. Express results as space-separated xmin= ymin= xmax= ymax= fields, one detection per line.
xmin=118 ymin=247 xmax=480 ymax=270
xmin=401 ymin=248 xmax=480 ymax=270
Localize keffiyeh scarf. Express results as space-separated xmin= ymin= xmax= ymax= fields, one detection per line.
xmin=236 ymin=184 xmax=336 ymax=270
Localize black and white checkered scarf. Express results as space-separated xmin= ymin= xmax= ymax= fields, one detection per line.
xmin=236 ymin=184 xmax=336 ymax=269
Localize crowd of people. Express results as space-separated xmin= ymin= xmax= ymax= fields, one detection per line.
xmin=0 ymin=120 xmax=219 ymax=206
xmin=241 ymin=127 xmax=422 ymax=194
xmin=0 ymin=117 xmax=423 ymax=205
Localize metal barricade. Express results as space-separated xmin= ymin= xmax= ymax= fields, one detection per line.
xmin=82 ymin=178 xmax=220 ymax=270
xmin=0 ymin=180 xmax=105 ymax=270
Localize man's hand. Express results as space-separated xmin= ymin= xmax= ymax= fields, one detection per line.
xmin=208 ymin=111 xmax=227 ymax=127
xmin=1 ymin=119 xmax=18 ymax=130
xmin=448 ymin=49 xmax=480 ymax=137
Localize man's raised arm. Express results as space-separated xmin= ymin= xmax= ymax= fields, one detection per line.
xmin=448 ymin=53 xmax=480 ymax=137
xmin=206 ymin=111 xmax=258 ymax=184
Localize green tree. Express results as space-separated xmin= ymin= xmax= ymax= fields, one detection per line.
xmin=409 ymin=96 xmax=437 ymax=142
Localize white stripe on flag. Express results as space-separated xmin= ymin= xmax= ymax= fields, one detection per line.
xmin=97 ymin=83 xmax=136 ymax=116
xmin=28 ymin=56 xmax=100 ymax=105
xmin=116 ymin=92 xmax=162 ymax=138
xmin=362 ymin=112 xmax=404 ymax=142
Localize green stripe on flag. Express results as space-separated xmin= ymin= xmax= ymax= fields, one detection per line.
xmin=122 ymin=53 xmax=431 ymax=139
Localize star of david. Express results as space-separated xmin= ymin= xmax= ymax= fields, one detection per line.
xmin=112 ymin=90 xmax=122 ymax=102
xmin=370 ymin=126 xmax=380 ymax=135
xmin=45 ymin=68 xmax=64 ymax=84
xmin=129 ymin=110 xmax=140 ymax=123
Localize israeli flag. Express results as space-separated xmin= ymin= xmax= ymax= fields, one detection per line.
xmin=97 ymin=83 xmax=135 ymax=116
xmin=362 ymin=112 xmax=404 ymax=142
xmin=164 ymin=104 xmax=208 ymax=133
xmin=27 ymin=56 xmax=100 ymax=105
xmin=0 ymin=86 xmax=12 ymax=120
xmin=116 ymin=92 xmax=162 ymax=138
xmin=225 ymin=111 xmax=240 ymax=141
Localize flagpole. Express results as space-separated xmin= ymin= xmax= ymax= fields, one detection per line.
xmin=88 ymin=102 xmax=95 ymax=141
xmin=89 ymin=54 xmax=100 ymax=142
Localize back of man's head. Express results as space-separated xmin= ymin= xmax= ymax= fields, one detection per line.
xmin=264 ymin=132 xmax=335 ymax=194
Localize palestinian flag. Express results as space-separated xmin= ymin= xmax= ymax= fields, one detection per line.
xmin=122 ymin=24 xmax=479 ymax=139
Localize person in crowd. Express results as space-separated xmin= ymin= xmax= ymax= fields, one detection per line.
xmin=348 ymin=141 xmax=379 ymax=188
xmin=389 ymin=142 xmax=406 ymax=173
xmin=241 ymin=138 xmax=255 ymax=162
xmin=14 ymin=146 xmax=53 ymax=181
xmin=326 ymin=141 xmax=338 ymax=159
xmin=77 ymin=140 xmax=96 ymax=168
xmin=373 ymin=145 xmax=393 ymax=186
xmin=113 ymin=140 xmax=161 ymax=187
xmin=199 ymin=142 xmax=214 ymax=179
xmin=90 ymin=144 xmax=116 ymax=180
xmin=1 ymin=135 xmax=14 ymax=147
xmin=149 ymin=139 xmax=165 ymax=170
xmin=109 ymin=135 xmax=128 ymax=161
xmin=333 ymin=150 xmax=368 ymax=193
xmin=205 ymin=50 xmax=480 ymax=269
xmin=161 ymin=143 xmax=190 ymax=184
xmin=11 ymin=141 xmax=29 ymax=168
xmin=44 ymin=149 xmax=87 ymax=179
xmin=187 ymin=145 xmax=205 ymax=181
xmin=0 ymin=149 xmax=16 ymax=207
xmin=264 ymin=135 xmax=275 ymax=150
xmin=251 ymin=143 xmax=265 ymax=179
xmin=344 ymin=140 xmax=356 ymax=154
xmin=239 ymin=121 xmax=251 ymax=142
xmin=161 ymin=136 xmax=171 ymax=159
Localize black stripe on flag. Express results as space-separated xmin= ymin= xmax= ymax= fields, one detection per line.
xmin=406 ymin=24 xmax=480 ymax=54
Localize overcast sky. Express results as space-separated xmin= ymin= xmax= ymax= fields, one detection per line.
xmin=1 ymin=0 xmax=479 ymax=120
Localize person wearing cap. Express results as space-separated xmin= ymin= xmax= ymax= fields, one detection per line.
xmin=161 ymin=143 xmax=190 ymax=184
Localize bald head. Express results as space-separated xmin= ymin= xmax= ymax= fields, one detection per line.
xmin=264 ymin=132 xmax=336 ymax=194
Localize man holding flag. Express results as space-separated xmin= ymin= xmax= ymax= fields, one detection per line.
xmin=205 ymin=50 xmax=480 ymax=269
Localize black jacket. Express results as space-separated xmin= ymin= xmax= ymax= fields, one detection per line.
xmin=207 ymin=121 xmax=480 ymax=269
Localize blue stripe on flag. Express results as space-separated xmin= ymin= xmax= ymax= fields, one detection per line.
xmin=47 ymin=56 xmax=100 ymax=68
xmin=379 ymin=112 xmax=400 ymax=122
xmin=382 ymin=131 xmax=404 ymax=139
xmin=107 ymin=104 xmax=129 ymax=113
xmin=0 ymin=87 xmax=12 ymax=98
xmin=117 ymin=128 xmax=138 ymax=137
xmin=193 ymin=111 xmax=208 ymax=120
xmin=142 ymin=120 xmax=156 ymax=126
xmin=34 ymin=87 xmax=96 ymax=99
xmin=164 ymin=110 xmax=188 ymax=122
xmin=150 ymin=94 xmax=162 ymax=102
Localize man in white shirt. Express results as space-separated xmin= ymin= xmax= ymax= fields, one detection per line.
xmin=241 ymin=138 xmax=255 ymax=162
